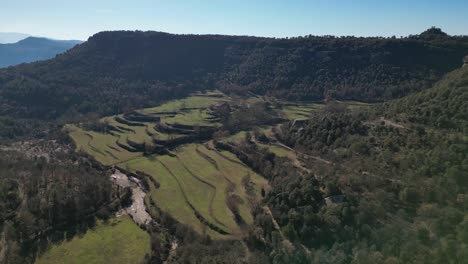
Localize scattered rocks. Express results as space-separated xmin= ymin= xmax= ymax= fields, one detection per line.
xmin=111 ymin=169 xmax=152 ymax=226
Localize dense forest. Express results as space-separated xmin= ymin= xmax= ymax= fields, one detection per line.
xmin=0 ymin=28 xmax=467 ymax=120
xmin=235 ymin=65 xmax=468 ymax=263
xmin=0 ymin=146 xmax=117 ymax=264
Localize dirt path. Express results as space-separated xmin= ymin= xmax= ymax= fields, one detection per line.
xmin=364 ymin=117 xmax=406 ymax=129
xmin=262 ymin=206 xmax=294 ymax=251
xmin=271 ymin=141 xmax=333 ymax=165
xmin=380 ymin=117 xmax=406 ymax=129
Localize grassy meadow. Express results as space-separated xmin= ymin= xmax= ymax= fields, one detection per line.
xmin=35 ymin=216 xmax=150 ymax=264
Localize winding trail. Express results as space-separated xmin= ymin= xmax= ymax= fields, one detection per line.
xmin=263 ymin=206 xmax=294 ymax=250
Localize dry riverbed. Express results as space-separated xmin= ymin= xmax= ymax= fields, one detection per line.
xmin=111 ymin=169 xmax=152 ymax=225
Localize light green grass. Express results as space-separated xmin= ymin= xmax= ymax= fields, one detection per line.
xmin=225 ymin=131 xmax=247 ymax=143
xmin=122 ymin=156 xmax=206 ymax=233
xmin=257 ymin=143 xmax=294 ymax=159
xmin=196 ymin=146 xmax=269 ymax=226
xmin=163 ymin=109 xmax=219 ymax=127
xmin=157 ymin=154 xmax=223 ymax=230
xmin=119 ymin=143 xmax=267 ymax=239
xmin=337 ymin=100 xmax=372 ymax=109
xmin=35 ymin=216 xmax=150 ymax=264
xmin=177 ymin=145 xmax=238 ymax=232
xmin=279 ymin=102 xmax=323 ymax=120
xmin=141 ymin=95 xmax=227 ymax=115
xmin=104 ymin=116 xmax=154 ymax=144
xmin=67 ymin=125 xmax=141 ymax=165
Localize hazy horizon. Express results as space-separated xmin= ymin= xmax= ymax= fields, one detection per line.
xmin=2 ymin=0 xmax=467 ymax=41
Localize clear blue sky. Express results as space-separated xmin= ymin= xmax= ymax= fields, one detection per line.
xmin=1 ymin=0 xmax=467 ymax=40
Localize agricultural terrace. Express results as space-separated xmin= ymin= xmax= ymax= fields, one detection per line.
xmin=67 ymin=92 xmax=359 ymax=239
xmin=121 ymin=144 xmax=268 ymax=239
xmin=66 ymin=92 xmax=272 ymax=239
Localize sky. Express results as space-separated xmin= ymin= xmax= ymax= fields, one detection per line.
xmin=1 ymin=0 xmax=467 ymax=40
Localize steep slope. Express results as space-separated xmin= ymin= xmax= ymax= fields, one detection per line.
xmin=387 ymin=64 xmax=468 ymax=130
xmin=0 ymin=29 xmax=467 ymax=119
xmin=0 ymin=37 xmax=82 ymax=68
xmin=245 ymin=65 xmax=468 ymax=263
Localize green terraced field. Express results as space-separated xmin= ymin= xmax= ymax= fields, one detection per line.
xmin=224 ymin=131 xmax=247 ymax=143
xmin=195 ymin=146 xmax=268 ymax=225
xmin=66 ymin=94 xmax=227 ymax=166
xmin=67 ymin=125 xmax=142 ymax=165
xmin=120 ymin=144 xmax=268 ymax=239
xmin=35 ymin=216 xmax=150 ymax=264
xmin=163 ymin=109 xmax=220 ymax=126
xmin=281 ymin=102 xmax=323 ymax=120
xmin=141 ymin=94 xmax=228 ymax=115
xmin=66 ymin=93 xmax=329 ymax=239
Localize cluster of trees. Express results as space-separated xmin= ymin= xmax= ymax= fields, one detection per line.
xmin=0 ymin=28 xmax=467 ymax=120
xmin=225 ymin=112 xmax=466 ymax=263
xmin=222 ymin=100 xmax=281 ymax=132
xmin=239 ymin=79 xmax=467 ymax=262
xmin=280 ymin=111 xmax=367 ymax=155
xmin=0 ymin=116 xmax=58 ymax=142
xmin=0 ymin=149 xmax=115 ymax=263
xmin=386 ymin=65 xmax=468 ymax=130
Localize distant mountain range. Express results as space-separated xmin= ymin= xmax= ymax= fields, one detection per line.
xmin=0 ymin=36 xmax=82 ymax=68
xmin=0 ymin=32 xmax=31 ymax=43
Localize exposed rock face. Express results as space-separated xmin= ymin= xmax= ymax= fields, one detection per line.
xmin=464 ymin=55 xmax=468 ymax=67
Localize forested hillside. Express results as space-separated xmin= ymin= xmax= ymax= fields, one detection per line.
xmin=386 ymin=65 xmax=468 ymax=130
xmin=0 ymin=28 xmax=467 ymax=119
xmin=241 ymin=65 xmax=468 ymax=263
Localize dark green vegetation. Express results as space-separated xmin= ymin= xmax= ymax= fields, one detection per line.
xmin=0 ymin=27 xmax=466 ymax=264
xmin=0 ymin=28 xmax=467 ymax=120
xmin=0 ymin=37 xmax=82 ymax=68
xmin=0 ymin=145 xmax=117 ymax=264
xmin=241 ymin=65 xmax=467 ymax=263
